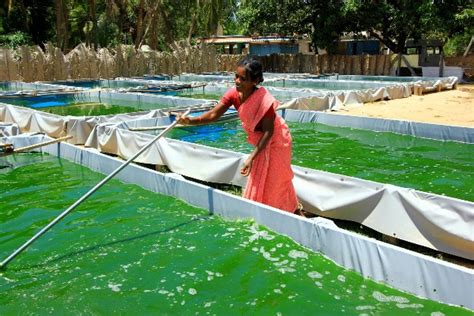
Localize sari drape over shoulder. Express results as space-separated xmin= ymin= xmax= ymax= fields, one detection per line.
xmin=237 ymin=87 xmax=298 ymax=213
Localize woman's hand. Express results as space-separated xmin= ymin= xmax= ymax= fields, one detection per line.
xmin=240 ymin=157 xmax=253 ymax=176
xmin=176 ymin=114 xmax=192 ymax=125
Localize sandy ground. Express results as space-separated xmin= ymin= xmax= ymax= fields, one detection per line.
xmin=333 ymin=84 xmax=474 ymax=127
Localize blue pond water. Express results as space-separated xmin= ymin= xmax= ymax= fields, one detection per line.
xmin=1 ymin=94 xmax=75 ymax=108
xmin=56 ymin=80 xmax=147 ymax=89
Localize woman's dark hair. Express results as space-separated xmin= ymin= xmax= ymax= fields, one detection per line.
xmin=237 ymin=57 xmax=264 ymax=84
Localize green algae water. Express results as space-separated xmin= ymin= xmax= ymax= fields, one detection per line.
xmin=0 ymin=153 xmax=469 ymax=315
xmin=40 ymin=102 xmax=140 ymax=116
xmin=176 ymin=93 xmax=221 ymax=100
xmin=165 ymin=121 xmax=474 ymax=202
xmin=0 ymin=94 xmax=169 ymax=116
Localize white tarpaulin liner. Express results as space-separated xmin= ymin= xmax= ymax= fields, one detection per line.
xmin=263 ymin=78 xmax=400 ymax=90
xmin=325 ymin=74 xmax=458 ymax=84
xmin=0 ymin=103 xmax=68 ymax=138
xmin=0 ymin=81 xmax=83 ymax=96
xmin=183 ymin=83 xmax=323 ymax=102
xmin=323 ymin=75 xmax=458 ymax=94
xmin=179 ymin=81 xmax=411 ymax=111
xmin=279 ymin=84 xmax=411 ymax=111
xmin=0 ymin=122 xmax=20 ymax=137
xmin=48 ymin=78 xmax=205 ymax=93
xmin=4 ymin=134 xmax=473 ymax=310
xmin=281 ymin=109 xmax=474 ymax=144
xmin=0 ymin=93 xmax=213 ymax=143
xmin=84 ymin=124 xmax=474 ymax=260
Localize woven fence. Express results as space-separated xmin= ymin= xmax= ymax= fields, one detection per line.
xmin=0 ymin=44 xmax=396 ymax=82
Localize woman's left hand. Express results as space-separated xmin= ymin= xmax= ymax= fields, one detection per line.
xmin=240 ymin=157 xmax=253 ymax=176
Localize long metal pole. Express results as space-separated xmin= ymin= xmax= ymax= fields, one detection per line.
xmin=0 ymin=109 xmax=190 ymax=270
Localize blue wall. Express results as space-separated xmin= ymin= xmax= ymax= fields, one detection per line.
xmin=346 ymin=41 xmax=380 ymax=55
xmin=249 ymin=44 xmax=299 ymax=56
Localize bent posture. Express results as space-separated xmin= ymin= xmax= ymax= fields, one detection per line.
xmin=178 ymin=58 xmax=299 ymax=213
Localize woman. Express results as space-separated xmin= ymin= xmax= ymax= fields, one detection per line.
xmin=178 ymin=57 xmax=300 ymax=214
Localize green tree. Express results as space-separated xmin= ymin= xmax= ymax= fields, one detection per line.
xmin=236 ymin=0 xmax=472 ymax=55
xmin=238 ymin=0 xmax=311 ymax=36
xmin=1 ymin=0 xmax=55 ymax=48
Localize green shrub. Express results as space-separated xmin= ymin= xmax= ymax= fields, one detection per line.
xmin=0 ymin=31 xmax=33 ymax=48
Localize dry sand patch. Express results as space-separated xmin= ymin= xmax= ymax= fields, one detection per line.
xmin=333 ymin=84 xmax=474 ymax=127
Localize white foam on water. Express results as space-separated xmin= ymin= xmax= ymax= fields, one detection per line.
xmin=431 ymin=312 xmax=445 ymax=316
xmin=260 ymin=247 xmax=280 ymax=262
xmin=121 ymin=263 xmax=132 ymax=272
xmin=315 ymin=281 xmax=323 ymax=287
xmin=356 ymin=305 xmax=375 ymax=310
xmin=288 ymin=249 xmax=308 ymax=259
xmin=396 ymin=303 xmax=424 ymax=309
xmin=277 ymin=266 xmax=296 ymax=273
xmin=372 ymin=291 xmax=410 ymax=303
xmin=108 ymin=282 xmax=122 ymax=292
xmin=247 ymin=224 xmax=275 ymax=242
xmin=188 ymin=288 xmax=197 ymax=295
xmin=307 ymin=271 xmax=323 ymax=279
xmin=273 ymin=259 xmax=296 ymax=273
xmin=337 ymin=275 xmax=346 ymax=282
xmin=273 ymin=288 xmax=282 ymax=294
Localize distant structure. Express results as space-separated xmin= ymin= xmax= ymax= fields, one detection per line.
xmin=199 ymin=35 xmax=313 ymax=56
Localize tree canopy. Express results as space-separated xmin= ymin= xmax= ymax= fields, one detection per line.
xmin=0 ymin=0 xmax=471 ymax=55
xmin=239 ymin=0 xmax=473 ymax=55
xmin=0 ymin=0 xmax=238 ymax=50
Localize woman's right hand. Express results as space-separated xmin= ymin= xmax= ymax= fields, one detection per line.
xmin=176 ymin=114 xmax=191 ymax=125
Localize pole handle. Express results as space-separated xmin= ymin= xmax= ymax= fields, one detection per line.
xmin=0 ymin=109 xmax=190 ymax=270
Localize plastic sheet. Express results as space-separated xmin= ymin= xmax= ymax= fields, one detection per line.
xmin=0 ymin=122 xmax=19 ymax=137
xmin=5 ymin=134 xmax=473 ymax=310
xmin=0 ymin=92 xmax=214 ymax=143
xmin=0 ymin=81 xmax=82 ymax=96
xmin=281 ymin=109 xmax=474 ymax=144
xmin=279 ymin=84 xmax=411 ymax=110
xmin=84 ymin=123 xmax=474 ymax=260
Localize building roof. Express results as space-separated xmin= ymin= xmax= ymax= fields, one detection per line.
xmin=200 ymin=35 xmax=298 ymax=45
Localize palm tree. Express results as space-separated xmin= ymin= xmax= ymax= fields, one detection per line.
xmin=55 ymin=0 xmax=69 ymax=50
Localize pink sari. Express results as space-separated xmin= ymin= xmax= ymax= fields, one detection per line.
xmin=238 ymin=87 xmax=298 ymax=213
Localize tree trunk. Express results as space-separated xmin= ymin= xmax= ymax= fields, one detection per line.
xmin=157 ymin=1 xmax=175 ymax=48
xmin=439 ymin=48 xmax=444 ymax=77
xmin=149 ymin=9 xmax=158 ymax=50
xmin=88 ymin=0 xmax=98 ymax=49
xmin=134 ymin=0 xmax=145 ymax=49
xmin=55 ymin=0 xmax=69 ymax=50
xmin=116 ymin=0 xmax=131 ymax=44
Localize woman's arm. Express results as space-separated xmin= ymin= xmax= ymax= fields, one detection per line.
xmin=241 ymin=115 xmax=274 ymax=176
xmin=177 ymin=102 xmax=229 ymax=125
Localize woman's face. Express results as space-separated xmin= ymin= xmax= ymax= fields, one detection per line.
xmin=235 ymin=66 xmax=257 ymax=93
